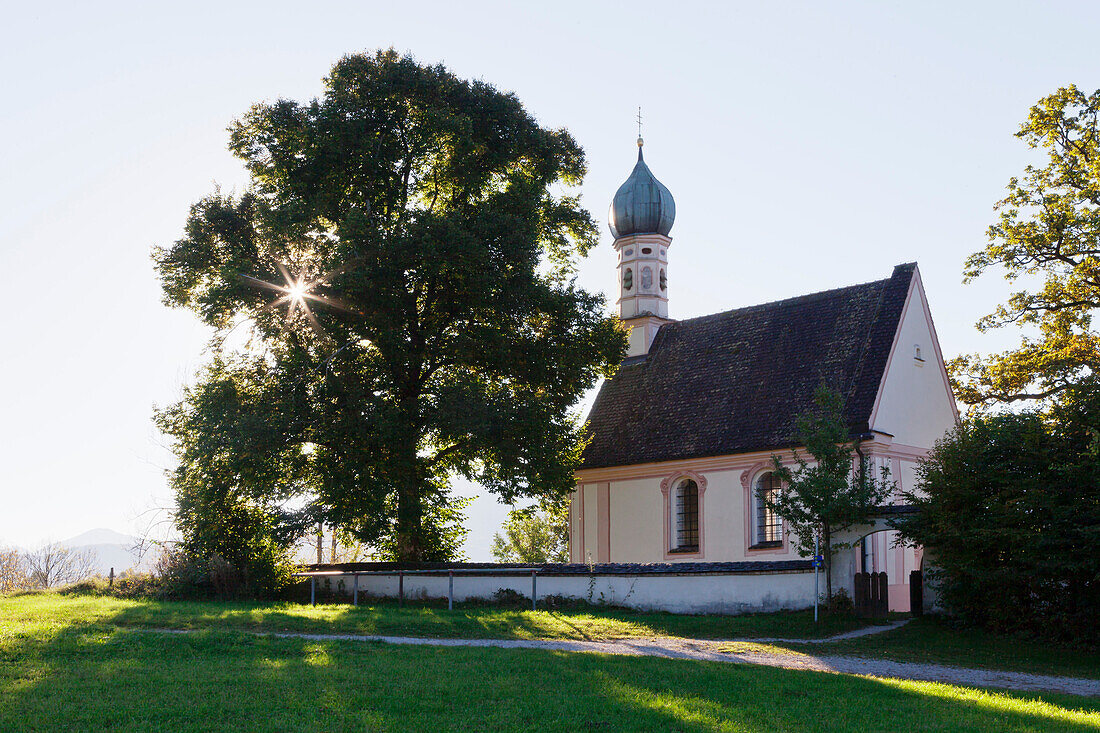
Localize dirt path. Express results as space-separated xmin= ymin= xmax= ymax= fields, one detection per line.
xmin=144 ymin=621 xmax=1100 ymax=697
xmin=738 ymin=617 xmax=912 ymax=643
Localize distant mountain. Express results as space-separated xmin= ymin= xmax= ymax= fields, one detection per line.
xmin=59 ymin=528 xmax=137 ymax=548
xmin=55 ymin=528 xmax=142 ymax=576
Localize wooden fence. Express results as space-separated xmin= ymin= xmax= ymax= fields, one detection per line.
xmin=854 ymin=571 xmax=888 ymax=618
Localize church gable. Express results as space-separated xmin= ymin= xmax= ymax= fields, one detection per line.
xmin=580 ymin=263 xmax=917 ymax=469
xmin=868 ymin=267 xmax=959 ymax=449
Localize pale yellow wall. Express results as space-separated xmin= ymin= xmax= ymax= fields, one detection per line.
xmin=593 ymin=468 xmax=801 ymax=563
xmin=871 ymin=276 xmax=957 ymax=450
xmin=582 ymin=484 xmax=599 ymax=564
xmin=698 ymin=469 xmax=747 ymax=561
xmin=568 ymin=488 xmax=582 ymax=563
xmin=607 ymin=477 xmax=664 ymax=563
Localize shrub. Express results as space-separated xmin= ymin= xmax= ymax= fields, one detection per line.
xmin=824 ymin=588 xmax=853 ymax=616
xmin=897 ymin=394 xmax=1100 ymax=647
xmin=490 ymin=588 xmax=530 ymax=608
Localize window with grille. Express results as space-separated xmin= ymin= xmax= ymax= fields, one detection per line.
xmin=754 ymin=472 xmax=783 ymax=546
xmin=672 ymin=479 xmax=699 ymax=552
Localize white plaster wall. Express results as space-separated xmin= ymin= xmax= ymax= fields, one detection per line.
xmin=608 ymin=478 xmax=664 ymax=563
xmin=700 ymin=469 xmax=744 ymax=561
xmin=899 ymin=458 xmax=923 ymax=500
xmin=317 ymin=570 xmax=817 ymax=615
xmin=871 ymin=280 xmax=957 ymax=450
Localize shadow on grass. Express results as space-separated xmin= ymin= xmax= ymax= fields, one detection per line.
xmin=1 ymin=609 xmax=1099 ymax=732
xmin=55 ymin=594 xmax=878 ymax=642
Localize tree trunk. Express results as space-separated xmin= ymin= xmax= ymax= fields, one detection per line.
xmin=823 ymin=522 xmax=833 ymax=603
xmin=395 ymin=479 xmax=423 ymax=561
xmin=391 ymin=389 xmax=425 ymax=562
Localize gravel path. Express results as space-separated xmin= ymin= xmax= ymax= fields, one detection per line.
xmin=135 ymin=621 xmax=1099 ymax=696
xmin=209 ymin=623 xmax=1097 ymax=697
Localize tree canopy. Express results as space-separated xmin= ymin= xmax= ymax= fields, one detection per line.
xmin=155 ymin=51 xmax=625 ymax=562
xmin=951 ymin=85 xmax=1100 ymax=407
xmin=489 ymin=497 xmax=568 ymax=564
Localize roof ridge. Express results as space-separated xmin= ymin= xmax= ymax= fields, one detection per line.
xmin=669 ymin=268 xmax=909 ymax=327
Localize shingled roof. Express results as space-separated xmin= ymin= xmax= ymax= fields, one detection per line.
xmin=580 ymin=263 xmax=916 ymax=469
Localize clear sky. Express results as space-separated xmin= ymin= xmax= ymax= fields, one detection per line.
xmin=1 ymin=1 xmax=1096 ymax=556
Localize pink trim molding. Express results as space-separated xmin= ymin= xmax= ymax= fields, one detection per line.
xmin=597 ymin=483 xmax=611 ymax=562
xmin=739 ymin=461 xmax=773 ymax=490
xmin=742 ymin=466 xmax=790 ymax=556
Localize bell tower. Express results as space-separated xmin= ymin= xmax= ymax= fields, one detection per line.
xmin=609 ymin=135 xmax=676 ymax=357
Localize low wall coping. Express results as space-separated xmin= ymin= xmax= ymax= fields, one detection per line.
xmin=300 ymin=560 xmax=813 ymax=577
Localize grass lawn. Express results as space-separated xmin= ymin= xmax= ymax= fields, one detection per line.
xmin=0 ymin=593 xmax=878 ymax=641
xmin=1 ymin=605 xmax=1098 ymax=732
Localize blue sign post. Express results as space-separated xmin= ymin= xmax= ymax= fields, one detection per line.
xmin=813 ymin=533 xmax=819 ymax=622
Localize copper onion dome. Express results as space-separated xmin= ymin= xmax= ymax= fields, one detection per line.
xmin=608 ymin=138 xmax=676 ymax=238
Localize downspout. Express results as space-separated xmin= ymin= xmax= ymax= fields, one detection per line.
xmin=852 ymin=432 xmax=875 ymax=485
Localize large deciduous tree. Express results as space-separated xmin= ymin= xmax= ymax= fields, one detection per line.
xmin=951 ymin=85 xmax=1100 ymax=407
xmin=155 ymin=51 xmax=625 ymax=562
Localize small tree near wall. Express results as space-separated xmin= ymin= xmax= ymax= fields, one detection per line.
xmin=490 ymin=498 xmax=568 ymax=564
xmin=767 ymin=385 xmax=894 ymax=602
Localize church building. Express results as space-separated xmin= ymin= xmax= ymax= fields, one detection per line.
xmin=569 ymin=137 xmax=959 ymax=611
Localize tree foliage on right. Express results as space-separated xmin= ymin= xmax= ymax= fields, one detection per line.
xmin=951 ymin=85 xmax=1100 ymax=407
xmin=897 ymin=382 xmax=1100 ymax=646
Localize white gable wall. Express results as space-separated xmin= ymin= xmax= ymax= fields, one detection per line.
xmin=868 ymin=268 xmax=958 ymax=451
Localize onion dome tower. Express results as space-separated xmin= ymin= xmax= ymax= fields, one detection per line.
xmin=610 ymin=136 xmax=676 ymax=357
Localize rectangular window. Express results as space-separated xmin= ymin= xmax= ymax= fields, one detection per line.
xmin=674 ymin=480 xmax=699 ymax=551
xmin=757 ymin=497 xmax=782 ymax=543
xmin=754 ymin=473 xmax=783 ymax=547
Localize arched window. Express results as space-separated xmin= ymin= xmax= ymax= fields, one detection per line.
xmin=754 ymin=472 xmax=783 ymax=546
xmin=623 ymin=268 xmax=633 ymax=290
xmin=672 ymin=479 xmax=699 ymax=552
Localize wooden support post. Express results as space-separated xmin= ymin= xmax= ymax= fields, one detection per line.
xmin=531 ymin=570 xmax=537 ymax=611
xmin=399 ymin=572 xmax=404 ymax=608
xmin=353 ymin=574 xmax=359 ymax=607
xmin=310 ymin=576 xmax=316 ymax=606
xmin=448 ymin=571 xmax=454 ymax=611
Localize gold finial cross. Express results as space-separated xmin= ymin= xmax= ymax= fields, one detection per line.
xmin=636 ymin=106 xmax=643 ymax=137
